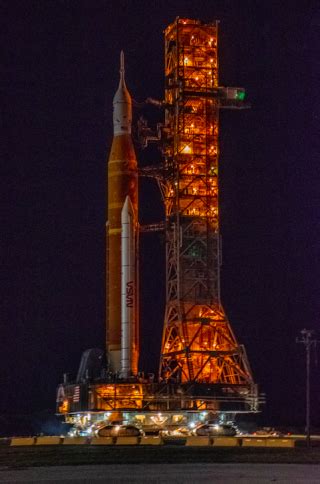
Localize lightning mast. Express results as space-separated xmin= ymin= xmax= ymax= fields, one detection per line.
xmin=159 ymin=18 xmax=253 ymax=389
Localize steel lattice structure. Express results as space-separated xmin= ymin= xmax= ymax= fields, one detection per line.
xmin=159 ymin=18 xmax=254 ymax=387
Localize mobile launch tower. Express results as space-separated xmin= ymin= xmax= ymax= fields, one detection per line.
xmin=56 ymin=17 xmax=261 ymax=433
xmin=159 ymin=19 xmax=252 ymax=386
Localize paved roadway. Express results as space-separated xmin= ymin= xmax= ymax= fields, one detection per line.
xmin=1 ymin=463 xmax=320 ymax=483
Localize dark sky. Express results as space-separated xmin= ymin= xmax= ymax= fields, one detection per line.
xmin=1 ymin=0 xmax=319 ymax=425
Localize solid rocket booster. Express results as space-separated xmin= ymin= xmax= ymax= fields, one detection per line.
xmin=121 ymin=196 xmax=138 ymax=378
xmin=106 ymin=51 xmax=139 ymax=376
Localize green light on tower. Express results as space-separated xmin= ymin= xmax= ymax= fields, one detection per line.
xmin=236 ymin=90 xmax=246 ymax=101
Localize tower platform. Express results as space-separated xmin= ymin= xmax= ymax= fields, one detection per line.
xmin=57 ymin=379 xmax=262 ymax=434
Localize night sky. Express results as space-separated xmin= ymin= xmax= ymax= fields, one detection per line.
xmin=1 ymin=0 xmax=319 ymax=426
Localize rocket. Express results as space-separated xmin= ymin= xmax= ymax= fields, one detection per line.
xmin=106 ymin=51 xmax=139 ymax=378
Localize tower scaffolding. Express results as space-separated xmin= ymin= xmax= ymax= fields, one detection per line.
xmin=159 ymin=18 xmax=254 ymax=390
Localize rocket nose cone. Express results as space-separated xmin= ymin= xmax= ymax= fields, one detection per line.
xmin=121 ymin=196 xmax=135 ymax=224
xmin=121 ymin=196 xmax=134 ymax=216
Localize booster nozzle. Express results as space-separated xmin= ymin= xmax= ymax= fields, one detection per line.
xmin=113 ymin=50 xmax=132 ymax=136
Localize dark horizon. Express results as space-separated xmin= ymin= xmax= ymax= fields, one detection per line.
xmin=1 ymin=0 xmax=319 ymax=427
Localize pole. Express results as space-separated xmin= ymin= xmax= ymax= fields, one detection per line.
xmin=306 ymin=335 xmax=311 ymax=448
xmin=296 ymin=329 xmax=318 ymax=449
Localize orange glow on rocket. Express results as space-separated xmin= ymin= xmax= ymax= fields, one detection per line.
xmin=106 ymin=52 xmax=139 ymax=377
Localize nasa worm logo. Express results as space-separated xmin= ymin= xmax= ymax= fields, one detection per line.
xmin=126 ymin=281 xmax=134 ymax=307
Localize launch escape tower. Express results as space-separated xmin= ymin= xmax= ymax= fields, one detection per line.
xmin=56 ymin=17 xmax=261 ymax=428
xmin=159 ymin=19 xmax=253 ymax=387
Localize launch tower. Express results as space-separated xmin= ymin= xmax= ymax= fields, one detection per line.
xmin=159 ymin=18 xmax=252 ymax=387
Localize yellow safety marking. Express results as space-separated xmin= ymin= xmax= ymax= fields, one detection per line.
xmin=11 ymin=437 xmax=36 ymax=446
xmin=242 ymin=438 xmax=266 ymax=447
xmin=185 ymin=436 xmax=210 ymax=446
xmin=115 ymin=436 xmax=140 ymax=445
xmin=140 ymin=436 xmax=162 ymax=445
xmin=63 ymin=437 xmax=88 ymax=445
xmin=266 ymin=439 xmax=295 ymax=448
xmin=108 ymin=228 xmax=122 ymax=234
xmin=36 ymin=437 xmax=62 ymax=445
xmin=212 ymin=437 xmax=239 ymax=447
xmin=90 ymin=437 xmax=114 ymax=445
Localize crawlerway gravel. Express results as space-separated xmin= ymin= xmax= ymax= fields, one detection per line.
xmin=1 ymin=463 xmax=320 ymax=483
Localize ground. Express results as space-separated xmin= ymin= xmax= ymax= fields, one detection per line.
xmin=1 ymin=463 xmax=320 ymax=483
xmin=1 ymin=446 xmax=320 ymax=482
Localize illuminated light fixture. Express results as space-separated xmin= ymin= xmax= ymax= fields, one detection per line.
xmin=184 ymin=57 xmax=189 ymax=65
xmin=210 ymin=58 xmax=214 ymax=63
xmin=151 ymin=414 xmax=168 ymax=425
xmin=182 ymin=144 xmax=192 ymax=154
xmin=189 ymin=422 xmax=196 ymax=429
xmin=236 ymin=90 xmax=246 ymax=101
xmin=195 ymin=76 xmax=199 ymax=81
